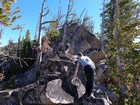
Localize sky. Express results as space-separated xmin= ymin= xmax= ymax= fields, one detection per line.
xmin=0 ymin=0 xmax=106 ymax=47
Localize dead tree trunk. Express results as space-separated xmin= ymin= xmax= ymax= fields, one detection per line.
xmin=36 ymin=0 xmax=56 ymax=77
xmin=101 ymin=0 xmax=105 ymax=50
xmin=17 ymin=25 xmax=25 ymax=57
xmin=136 ymin=5 xmax=140 ymax=19
xmin=56 ymin=0 xmax=62 ymax=29
xmin=0 ymin=24 xmax=4 ymax=45
xmin=62 ymin=0 xmax=74 ymax=46
xmin=36 ymin=0 xmax=46 ymax=77
xmin=12 ymin=24 xmax=25 ymax=57
xmin=17 ymin=27 xmax=22 ymax=57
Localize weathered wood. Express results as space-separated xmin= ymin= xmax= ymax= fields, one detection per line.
xmin=36 ymin=0 xmax=47 ymax=77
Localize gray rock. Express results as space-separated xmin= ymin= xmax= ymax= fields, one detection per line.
xmin=45 ymin=79 xmax=74 ymax=104
xmin=0 ymin=23 xmax=118 ymax=105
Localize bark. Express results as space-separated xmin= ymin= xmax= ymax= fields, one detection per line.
xmin=17 ymin=26 xmax=23 ymax=57
xmin=114 ymin=0 xmax=124 ymax=104
xmin=136 ymin=5 xmax=140 ymax=19
xmin=36 ymin=0 xmax=46 ymax=77
xmin=115 ymin=0 xmax=122 ymax=80
xmin=62 ymin=0 xmax=74 ymax=46
xmin=0 ymin=25 xmax=4 ymax=45
xmin=101 ymin=0 xmax=105 ymax=50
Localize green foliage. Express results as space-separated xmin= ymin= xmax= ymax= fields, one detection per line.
xmin=103 ymin=0 xmax=140 ymax=104
xmin=48 ymin=30 xmax=60 ymax=43
xmin=18 ymin=30 xmax=37 ymax=59
xmin=3 ymin=30 xmax=36 ymax=79
xmin=46 ymin=22 xmax=60 ymax=43
xmin=31 ymin=39 xmax=38 ymax=57
xmin=0 ymin=0 xmax=20 ymax=26
xmin=20 ymin=30 xmax=33 ymax=58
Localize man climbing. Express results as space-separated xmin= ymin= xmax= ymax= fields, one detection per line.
xmin=73 ymin=52 xmax=96 ymax=97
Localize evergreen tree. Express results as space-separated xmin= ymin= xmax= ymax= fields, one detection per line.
xmin=20 ymin=30 xmax=32 ymax=58
xmin=31 ymin=39 xmax=38 ymax=58
xmin=47 ymin=22 xmax=60 ymax=43
xmin=0 ymin=0 xmax=20 ymax=26
xmin=0 ymin=0 xmax=20 ymax=47
xmin=102 ymin=0 xmax=140 ymax=104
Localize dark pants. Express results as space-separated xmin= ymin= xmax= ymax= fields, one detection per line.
xmin=84 ymin=65 xmax=94 ymax=96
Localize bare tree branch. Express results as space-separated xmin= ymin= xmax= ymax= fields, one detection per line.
xmin=77 ymin=8 xmax=86 ymax=23
xmin=21 ymin=59 xmax=29 ymax=66
xmin=43 ymin=8 xmax=50 ymax=17
xmin=36 ymin=0 xmax=47 ymax=77
xmin=62 ymin=0 xmax=75 ymax=46
xmin=19 ymin=58 xmax=23 ymax=68
xmin=41 ymin=20 xmax=57 ymax=25
xmin=0 ymin=53 xmax=31 ymax=68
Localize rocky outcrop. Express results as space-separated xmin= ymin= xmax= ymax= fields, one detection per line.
xmin=0 ymin=23 xmax=118 ymax=105
xmin=57 ymin=23 xmax=106 ymax=63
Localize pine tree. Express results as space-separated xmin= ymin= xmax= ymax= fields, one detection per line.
xmin=0 ymin=0 xmax=20 ymax=26
xmin=31 ymin=39 xmax=38 ymax=58
xmin=0 ymin=0 xmax=20 ymax=47
xmin=47 ymin=22 xmax=60 ymax=43
xmin=20 ymin=30 xmax=32 ymax=58
xmin=102 ymin=0 xmax=140 ymax=104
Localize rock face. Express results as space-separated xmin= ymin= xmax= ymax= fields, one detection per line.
xmin=0 ymin=23 xmax=117 ymax=105
xmin=57 ymin=23 xmax=105 ymax=63
xmin=44 ymin=79 xmax=74 ymax=104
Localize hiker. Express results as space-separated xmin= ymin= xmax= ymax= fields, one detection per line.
xmin=74 ymin=52 xmax=96 ymax=97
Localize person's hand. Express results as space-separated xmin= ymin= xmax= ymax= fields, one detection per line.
xmin=71 ymin=74 xmax=76 ymax=81
xmin=71 ymin=76 xmax=77 ymax=85
xmin=71 ymin=76 xmax=81 ymax=87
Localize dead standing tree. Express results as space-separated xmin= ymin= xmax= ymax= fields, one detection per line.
xmin=101 ymin=0 xmax=106 ymax=50
xmin=35 ymin=0 xmax=62 ymax=77
xmin=36 ymin=0 xmax=49 ymax=77
xmin=56 ymin=0 xmax=62 ymax=29
xmin=62 ymin=0 xmax=75 ymax=47
xmin=12 ymin=24 xmax=26 ymax=57
xmin=0 ymin=23 xmax=4 ymax=45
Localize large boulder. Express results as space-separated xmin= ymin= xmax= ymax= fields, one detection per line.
xmin=22 ymin=78 xmax=84 ymax=105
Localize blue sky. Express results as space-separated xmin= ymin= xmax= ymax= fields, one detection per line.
xmin=1 ymin=0 xmax=106 ymax=47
